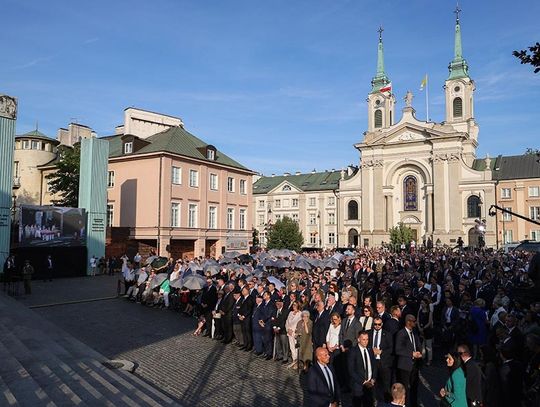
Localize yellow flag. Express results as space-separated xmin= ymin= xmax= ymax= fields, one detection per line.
xmin=420 ymin=74 xmax=428 ymax=91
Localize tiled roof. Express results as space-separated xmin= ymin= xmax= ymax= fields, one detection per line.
xmin=105 ymin=126 xmax=252 ymax=172
xmin=16 ymin=130 xmax=59 ymax=145
xmin=473 ymin=154 xmax=540 ymax=180
xmin=253 ymin=170 xmax=349 ymax=194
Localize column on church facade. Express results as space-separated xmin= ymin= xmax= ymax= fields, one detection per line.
xmin=373 ymin=163 xmax=385 ymax=234
xmin=432 ymin=155 xmax=447 ymax=235
xmin=448 ymin=154 xmax=463 ymax=235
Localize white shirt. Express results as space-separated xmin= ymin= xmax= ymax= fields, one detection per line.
xmin=317 ymin=362 xmax=335 ymax=401
xmin=372 ymin=328 xmax=382 ymax=359
xmin=326 ymin=324 xmax=341 ymax=348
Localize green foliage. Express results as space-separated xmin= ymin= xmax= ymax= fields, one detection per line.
xmin=513 ymin=43 xmax=540 ymax=74
xmin=266 ymin=216 xmax=304 ymax=251
xmin=45 ymin=144 xmax=80 ymax=207
xmin=389 ymin=222 xmax=414 ymax=248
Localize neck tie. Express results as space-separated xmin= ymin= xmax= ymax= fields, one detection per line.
xmin=409 ymin=330 xmax=416 ymax=352
xmin=363 ymin=348 xmax=370 ymax=380
xmin=346 ymin=318 xmax=351 ymax=331
xmin=374 ymin=330 xmax=380 ymax=349
xmin=323 ymin=365 xmax=334 ymax=395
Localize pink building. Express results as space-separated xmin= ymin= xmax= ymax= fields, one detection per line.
xmin=105 ymin=108 xmax=254 ymax=259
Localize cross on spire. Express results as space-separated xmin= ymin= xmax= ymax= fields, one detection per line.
xmin=377 ymin=26 xmax=384 ymax=41
xmin=454 ymin=3 xmax=461 ymax=22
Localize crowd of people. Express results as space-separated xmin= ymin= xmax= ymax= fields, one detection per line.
xmin=119 ymin=246 xmax=540 ymax=407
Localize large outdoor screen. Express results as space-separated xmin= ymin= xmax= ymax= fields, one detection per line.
xmin=18 ymin=205 xmax=87 ymax=247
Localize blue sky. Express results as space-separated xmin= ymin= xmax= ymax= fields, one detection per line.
xmin=2 ymin=0 xmax=539 ymax=174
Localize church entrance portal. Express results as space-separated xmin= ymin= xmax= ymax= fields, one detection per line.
xmin=348 ymin=228 xmax=359 ymax=248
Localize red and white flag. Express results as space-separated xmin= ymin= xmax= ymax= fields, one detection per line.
xmin=380 ymin=82 xmax=392 ymax=93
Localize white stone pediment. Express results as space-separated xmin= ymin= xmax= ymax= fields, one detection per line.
xmin=384 ymin=129 xmax=428 ymax=144
xmin=270 ymin=181 xmax=302 ymax=194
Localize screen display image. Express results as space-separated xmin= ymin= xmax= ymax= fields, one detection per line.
xmin=19 ymin=205 xmax=87 ymax=247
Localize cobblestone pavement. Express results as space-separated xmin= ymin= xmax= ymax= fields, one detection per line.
xmin=16 ymin=275 xmax=446 ymax=407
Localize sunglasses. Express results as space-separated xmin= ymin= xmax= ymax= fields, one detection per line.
xmin=373 ymin=323 xmax=382 ymax=326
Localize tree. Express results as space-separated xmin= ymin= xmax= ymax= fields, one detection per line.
xmin=46 ymin=144 xmax=80 ymax=207
xmin=513 ymin=42 xmax=540 ymax=73
xmin=266 ymin=216 xmax=304 ymax=251
xmin=389 ymin=222 xmax=414 ymax=249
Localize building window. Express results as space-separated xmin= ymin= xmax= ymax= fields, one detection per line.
xmin=328 ymin=232 xmax=335 ymax=245
xmin=172 ymin=166 xmax=182 ymax=185
xmin=309 ymin=197 xmax=316 ymax=207
xmin=258 ymin=214 xmax=265 ymax=226
xmin=501 ymin=188 xmax=511 ymax=199
xmin=227 ymin=177 xmax=234 ymax=192
xmin=453 ymin=97 xmax=463 ymax=118
xmin=208 ymin=206 xmax=217 ymax=229
xmin=107 ymin=171 xmax=115 ymax=188
xmin=124 ymin=141 xmax=133 ymax=154
xmin=328 ymin=212 xmax=335 ymax=225
xmin=209 ymin=173 xmax=218 ymax=190
xmin=171 ymin=202 xmax=180 ymax=227
xmin=531 ymin=206 xmax=540 ymax=221
xmin=467 ymin=195 xmax=482 ymax=218
xmin=13 ymin=161 xmax=19 ymax=177
xmin=240 ymin=179 xmax=247 ymax=195
xmin=404 ymin=176 xmax=418 ymax=211
xmin=239 ymin=209 xmax=246 ymax=230
xmin=529 ymin=186 xmax=540 ymax=198
xmin=259 ymin=200 xmax=265 ymax=208
xmin=22 ymin=140 xmax=30 ymax=149
xmin=282 ymin=185 xmax=291 ymax=191
xmin=275 ymin=214 xmax=281 ymax=221
xmin=292 ymin=198 xmax=299 ymax=207
xmin=348 ymin=200 xmax=359 ymax=220
xmin=31 ymin=140 xmax=40 ymax=150
xmin=275 ymin=199 xmax=281 ymax=208
xmin=310 ymin=232 xmax=317 ymax=245
xmin=503 ymin=208 xmax=512 ymax=221
xmin=189 ymin=170 xmax=199 ymax=187
xmin=309 ymin=212 xmax=317 ymax=225
xmin=503 ymin=230 xmax=513 ymax=244
xmin=107 ymin=204 xmax=114 ymax=226
xmin=188 ymin=204 xmax=197 ymax=228
xmin=227 ymin=208 xmax=234 ymax=229
xmin=374 ymin=109 xmax=383 ymax=128
xmin=292 ymin=213 xmax=299 ymax=222
xmin=328 ymin=196 xmax=335 ymax=206
xmin=207 ymin=149 xmax=215 ymax=160
xmin=532 ymin=230 xmax=540 ymax=241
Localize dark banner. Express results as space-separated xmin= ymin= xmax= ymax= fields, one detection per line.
xmin=18 ymin=205 xmax=87 ymax=247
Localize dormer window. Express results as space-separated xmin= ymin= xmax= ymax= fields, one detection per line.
xmin=206 ymin=145 xmax=216 ymax=160
xmin=282 ymin=185 xmax=291 ymax=191
xmin=124 ymin=141 xmax=133 ymax=154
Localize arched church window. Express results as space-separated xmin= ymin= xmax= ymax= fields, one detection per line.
xmin=467 ymin=195 xmax=481 ymax=218
xmin=453 ymin=97 xmax=463 ymax=118
xmin=348 ymin=200 xmax=358 ymax=220
xmin=403 ymin=176 xmax=418 ymax=211
xmin=374 ymin=110 xmax=382 ymax=128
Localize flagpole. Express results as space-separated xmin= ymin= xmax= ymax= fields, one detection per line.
xmin=426 ymin=74 xmax=429 ymax=122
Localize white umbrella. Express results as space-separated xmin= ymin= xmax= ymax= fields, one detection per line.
xmin=267 ymin=276 xmax=285 ymax=290
xmin=180 ymin=275 xmax=207 ymax=290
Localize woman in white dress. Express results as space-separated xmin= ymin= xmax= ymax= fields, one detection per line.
xmin=285 ymin=301 xmax=302 ymax=369
xmin=325 ymin=312 xmax=342 ymax=361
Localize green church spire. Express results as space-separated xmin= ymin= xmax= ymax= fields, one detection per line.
xmin=448 ymin=5 xmax=469 ymax=80
xmin=371 ymin=26 xmax=391 ymax=93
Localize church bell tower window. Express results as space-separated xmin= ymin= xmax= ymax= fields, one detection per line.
xmin=374 ymin=110 xmax=383 ymax=128
xmin=453 ymin=97 xmax=463 ymax=118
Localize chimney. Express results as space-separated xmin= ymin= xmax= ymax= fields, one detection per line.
xmin=284 ymin=172 xmax=290 ymax=176
xmin=271 ymin=173 xmax=275 ymax=177
xmin=295 ymin=171 xmax=301 ymax=175
xmin=312 ymin=169 xmax=316 ymax=174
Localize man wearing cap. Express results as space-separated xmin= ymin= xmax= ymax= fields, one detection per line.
xmin=272 ymin=297 xmax=290 ymax=363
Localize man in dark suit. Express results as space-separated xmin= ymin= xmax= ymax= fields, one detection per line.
xmin=307 ymin=347 xmax=341 ymax=407
xmin=201 ymin=277 xmax=218 ymax=337
xmin=340 ymin=304 xmax=362 ymax=350
xmin=261 ymin=291 xmax=276 ymax=360
xmin=395 ymin=314 xmax=422 ymax=407
xmin=326 ymin=295 xmax=342 ymax=316
xmin=251 ymin=295 xmax=265 ymax=355
xmin=499 ymin=345 xmax=525 ymax=407
xmin=238 ymin=286 xmax=254 ymax=350
xmin=348 ymin=331 xmax=377 ymax=406
xmin=457 ymin=344 xmax=483 ymax=407
xmin=313 ymin=301 xmax=331 ymax=349
xmin=383 ymin=305 xmax=401 ymax=338
xmin=219 ymin=283 xmax=236 ymax=344
xmin=375 ymin=301 xmax=391 ymax=325
xmin=271 ymin=297 xmax=289 ymax=363
xmin=440 ymin=297 xmax=460 ymax=353
xmin=369 ymin=316 xmax=393 ymax=403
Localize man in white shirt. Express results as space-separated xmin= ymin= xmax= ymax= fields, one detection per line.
xmin=348 ymin=331 xmax=377 ymax=406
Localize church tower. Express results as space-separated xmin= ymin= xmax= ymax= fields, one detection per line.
xmin=367 ymin=27 xmax=395 ymax=133
xmin=444 ymin=7 xmax=477 ymax=141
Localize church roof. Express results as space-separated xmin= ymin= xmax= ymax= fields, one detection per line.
xmin=473 ymin=154 xmax=540 ymax=180
xmin=104 ymin=126 xmax=252 ymax=172
xmin=253 ymin=170 xmax=351 ymax=194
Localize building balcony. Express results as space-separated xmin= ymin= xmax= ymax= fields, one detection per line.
xmin=12 ymin=176 xmax=20 ymax=189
